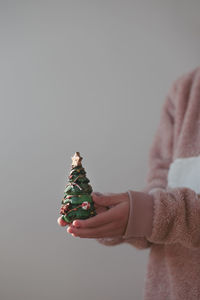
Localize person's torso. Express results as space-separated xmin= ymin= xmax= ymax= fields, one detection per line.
xmin=167 ymin=66 xmax=200 ymax=194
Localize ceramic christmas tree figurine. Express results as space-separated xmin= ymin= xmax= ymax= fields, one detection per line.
xmin=58 ymin=152 xmax=96 ymax=225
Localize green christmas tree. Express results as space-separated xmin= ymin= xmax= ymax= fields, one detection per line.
xmin=59 ymin=152 xmax=96 ymax=224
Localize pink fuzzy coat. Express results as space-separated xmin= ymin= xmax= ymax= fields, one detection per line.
xmin=97 ymin=66 xmax=200 ymax=300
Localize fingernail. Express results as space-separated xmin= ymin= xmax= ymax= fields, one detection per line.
xmin=67 ymin=226 xmax=73 ymax=233
xmin=73 ymin=221 xmax=80 ymax=228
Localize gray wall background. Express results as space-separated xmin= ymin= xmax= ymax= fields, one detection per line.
xmin=1 ymin=1 xmax=200 ymax=300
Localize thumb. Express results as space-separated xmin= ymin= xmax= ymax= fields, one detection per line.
xmin=92 ymin=191 xmax=104 ymax=197
xmin=92 ymin=192 xmax=127 ymax=207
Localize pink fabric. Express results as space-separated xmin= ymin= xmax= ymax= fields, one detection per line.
xmin=96 ymin=66 xmax=200 ymax=299
xmin=124 ymin=190 xmax=153 ymax=238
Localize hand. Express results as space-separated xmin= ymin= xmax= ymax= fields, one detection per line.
xmin=57 ymin=192 xmax=106 ymax=227
xmin=66 ymin=192 xmax=130 ymax=239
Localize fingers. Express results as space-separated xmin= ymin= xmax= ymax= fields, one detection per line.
xmin=95 ymin=206 xmax=108 ymax=214
xmin=92 ymin=191 xmax=104 ymax=197
xmin=57 ymin=216 xmax=70 ymax=227
xmin=92 ymin=192 xmax=128 ymax=207
xmin=72 ymin=203 xmax=123 ymax=229
xmin=67 ymin=220 xmax=121 ymax=238
xmin=58 ymin=192 xmax=129 ymax=231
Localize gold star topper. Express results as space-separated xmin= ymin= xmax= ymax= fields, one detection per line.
xmin=71 ymin=152 xmax=83 ymax=167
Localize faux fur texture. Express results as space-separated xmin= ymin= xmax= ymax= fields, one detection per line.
xmin=168 ymin=155 xmax=200 ymax=193
xmin=96 ymin=66 xmax=200 ymax=299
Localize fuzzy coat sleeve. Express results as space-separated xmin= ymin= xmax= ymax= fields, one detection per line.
xmin=122 ymin=80 xmax=176 ymax=249
xmin=124 ymin=73 xmax=200 ymax=249
xmin=96 ymin=79 xmax=177 ymax=249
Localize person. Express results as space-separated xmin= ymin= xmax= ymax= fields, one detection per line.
xmin=58 ymin=65 xmax=200 ymax=300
